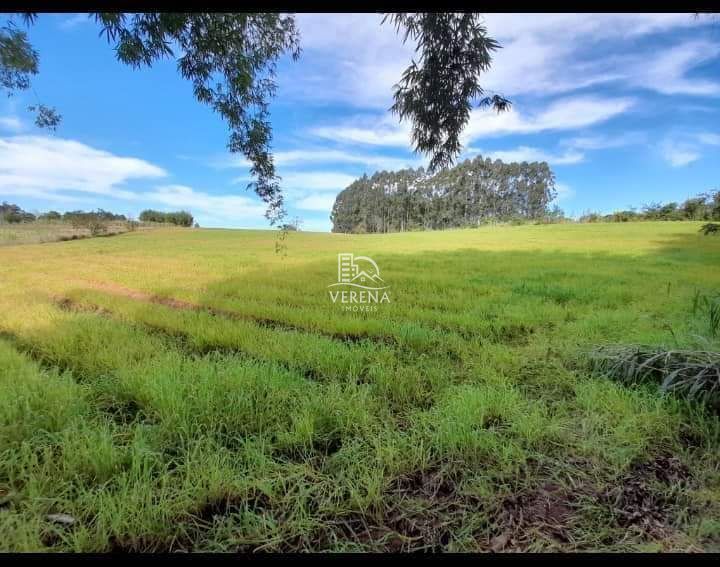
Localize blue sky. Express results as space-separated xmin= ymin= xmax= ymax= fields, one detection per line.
xmin=1 ymin=13 xmax=719 ymax=231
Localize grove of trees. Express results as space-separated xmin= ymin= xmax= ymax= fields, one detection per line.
xmin=0 ymin=203 xmax=127 ymax=225
xmin=0 ymin=202 xmax=37 ymax=223
xmin=331 ymin=156 xmax=557 ymax=233
xmin=138 ymin=210 xmax=194 ymax=227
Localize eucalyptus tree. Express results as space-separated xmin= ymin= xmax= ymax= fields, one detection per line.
xmin=330 ymin=156 xmax=558 ymax=233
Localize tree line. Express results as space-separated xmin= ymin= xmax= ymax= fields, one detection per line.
xmin=330 ymin=156 xmax=557 ymax=233
xmin=1 ymin=202 xmax=196 ymax=228
xmin=1 ymin=203 xmax=128 ymax=224
xmin=579 ymin=190 xmax=720 ymax=223
xmin=138 ymin=210 xmax=195 ymax=227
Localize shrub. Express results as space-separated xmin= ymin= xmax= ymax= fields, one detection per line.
xmin=579 ymin=212 xmax=601 ymax=223
xmin=0 ymin=202 xmax=35 ymax=223
xmin=587 ymin=345 xmax=720 ymax=409
xmin=139 ymin=209 xmax=194 ymax=227
xmin=700 ymin=223 xmax=720 ymax=236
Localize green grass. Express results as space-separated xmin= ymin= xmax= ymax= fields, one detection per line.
xmin=0 ymin=222 xmax=719 ymax=552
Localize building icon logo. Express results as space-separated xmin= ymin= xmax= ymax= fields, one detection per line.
xmin=329 ymin=253 xmax=389 ymax=290
xmin=328 ymin=253 xmax=391 ymax=311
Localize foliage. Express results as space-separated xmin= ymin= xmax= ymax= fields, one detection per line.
xmin=534 ymin=205 xmax=569 ymax=225
xmin=580 ymin=190 xmax=720 ymax=224
xmin=0 ymin=202 xmax=35 ymax=223
xmin=588 ymin=345 xmax=720 ymax=408
xmin=384 ymin=13 xmax=510 ymax=172
xmin=66 ymin=213 xmax=108 ymax=236
xmin=331 ymin=155 xmax=556 ymax=233
xmin=94 ymin=13 xmax=301 ymax=225
xmin=693 ymin=292 xmax=720 ymax=338
xmin=700 ymin=223 xmax=719 ymax=235
xmin=37 ymin=210 xmax=62 ymax=221
xmin=139 ymin=209 xmax=194 ymax=227
xmin=0 ymin=20 xmax=37 ymax=92
xmin=63 ymin=210 xmax=127 ymax=235
xmin=63 ymin=209 xmax=127 ymax=223
xmin=0 ymin=17 xmax=62 ymax=129
xmin=26 ymin=103 xmax=61 ymax=131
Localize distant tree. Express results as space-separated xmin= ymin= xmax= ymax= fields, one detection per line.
xmin=63 ymin=211 xmax=103 ymax=235
xmin=542 ymin=205 xmax=568 ymax=223
xmin=681 ymin=197 xmax=706 ymax=220
xmin=577 ymin=189 xmax=720 ymax=224
xmin=711 ymin=190 xmax=720 ymax=220
xmin=1 ymin=12 xmax=509 ymax=225
xmin=138 ymin=209 xmax=162 ymax=223
xmin=579 ymin=212 xmax=601 ymax=223
xmin=0 ymin=202 xmax=35 ymax=223
xmin=38 ymin=210 xmax=62 ymax=221
xmin=609 ymin=210 xmax=638 ymax=222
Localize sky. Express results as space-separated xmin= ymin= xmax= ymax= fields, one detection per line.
xmin=1 ymin=12 xmax=719 ymax=231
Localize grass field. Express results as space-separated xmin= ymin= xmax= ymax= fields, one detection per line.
xmin=1 ymin=222 xmax=719 ymax=552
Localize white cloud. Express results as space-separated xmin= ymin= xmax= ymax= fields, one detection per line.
xmin=218 ymin=147 xmax=423 ymax=176
xmin=144 ymin=185 xmax=267 ymax=221
xmin=59 ymin=14 xmax=90 ymax=30
xmin=480 ymin=15 xmax=715 ymax=97
xmin=483 ymin=13 xmax=699 ymax=42
xmin=657 ymin=131 xmax=720 ymax=167
xmin=660 ymin=139 xmax=701 ymax=167
xmin=0 ymin=116 xmax=23 ymax=132
xmin=553 ymin=183 xmax=576 ymax=203
xmin=629 ymin=40 xmax=720 ymax=96
xmin=231 ymin=171 xmax=357 ymax=193
xmin=475 ymin=146 xmax=584 ymax=165
xmin=274 ymin=149 xmax=422 ymax=171
xmin=281 ymin=13 xmax=714 ymax=110
xmin=310 ymin=113 xmax=412 ymax=147
xmin=464 ymin=96 xmax=635 ymax=141
xmin=282 ymin=171 xmax=357 ymax=192
xmin=295 ymin=193 xmax=338 ymax=211
xmin=0 ymin=136 xmax=166 ymax=198
xmin=280 ymin=14 xmax=412 ymax=109
xmin=313 ymin=95 xmax=634 ymax=150
xmin=562 ymin=131 xmax=647 ymax=150
xmin=698 ymin=132 xmax=720 ymax=145
xmin=0 ymin=135 xmax=274 ymax=228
